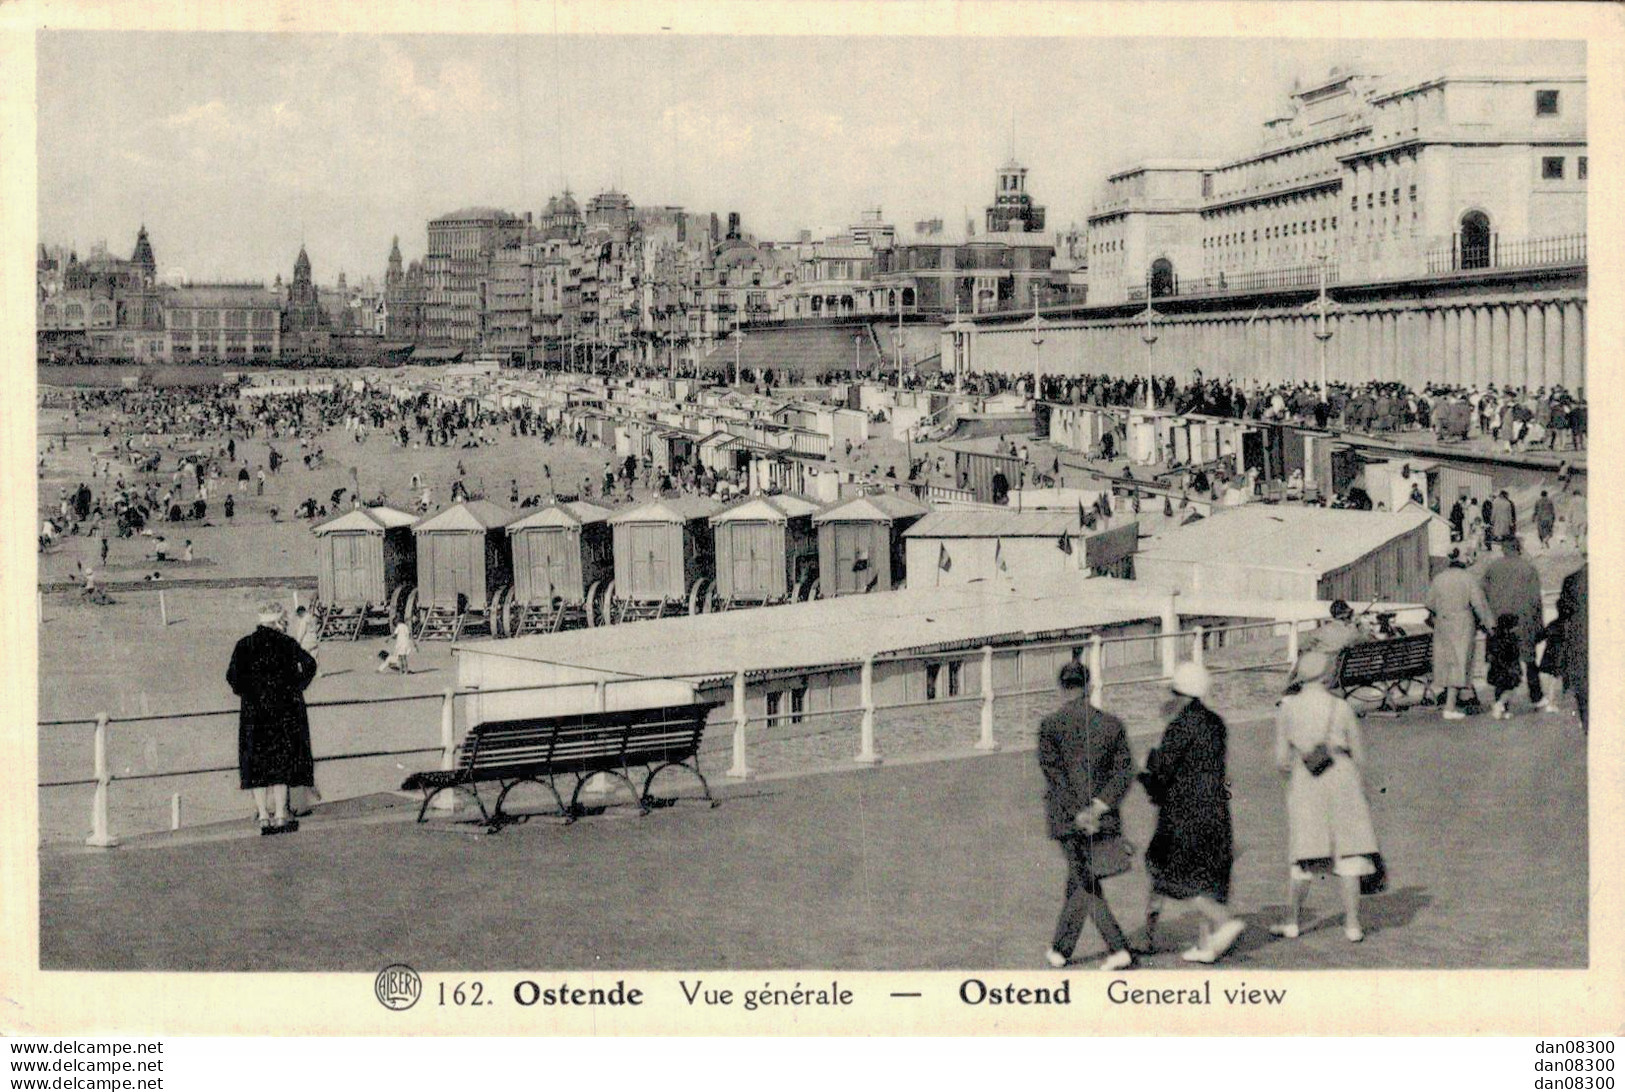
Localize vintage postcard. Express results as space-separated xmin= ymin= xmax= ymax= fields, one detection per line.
xmin=0 ymin=0 xmax=1619 ymax=1040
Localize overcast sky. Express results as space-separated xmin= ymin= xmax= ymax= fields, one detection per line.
xmin=37 ymin=32 xmax=1581 ymax=286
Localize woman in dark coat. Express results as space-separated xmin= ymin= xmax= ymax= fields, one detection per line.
xmin=227 ymin=602 xmax=318 ymax=834
xmin=1138 ymin=662 xmax=1244 ymax=964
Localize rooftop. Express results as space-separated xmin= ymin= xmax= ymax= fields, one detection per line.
xmin=1136 ymin=504 xmax=1432 ymax=575
xmin=455 ymin=572 xmax=1164 ymax=681
xmin=905 ymin=509 xmax=1086 ymax=539
xmin=414 ymin=499 xmax=517 ymax=533
xmin=812 ymin=492 xmax=930 ymax=524
xmin=606 ymin=496 xmax=724 ymax=525
xmin=507 ymin=500 xmax=613 ymax=531
xmin=312 ymin=506 xmax=418 ymax=535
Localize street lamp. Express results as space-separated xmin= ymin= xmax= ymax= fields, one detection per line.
xmin=731 ymin=326 xmax=745 ymax=388
xmin=1028 ymin=285 xmax=1047 ymax=405
xmin=894 ymin=287 xmax=906 ymax=392
xmin=854 ymin=332 xmax=863 ymax=378
xmin=1312 ymin=255 xmax=1335 ymax=403
xmin=1139 ymin=271 xmax=1158 ymax=411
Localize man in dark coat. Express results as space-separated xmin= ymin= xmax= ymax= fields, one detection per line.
xmin=1480 ymin=539 xmax=1548 ymax=716
xmin=1555 ymin=564 xmax=1588 ymax=730
xmin=1038 ymin=660 xmax=1136 ymax=971
xmin=1138 ymin=662 xmax=1243 ymax=964
xmin=227 ymin=602 xmax=318 ymax=834
xmin=1534 ymin=490 xmax=1557 ymax=550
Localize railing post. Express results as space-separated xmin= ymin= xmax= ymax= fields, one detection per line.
xmin=432 ymin=688 xmax=457 ymax=812
xmin=1192 ymin=625 xmax=1205 ymax=668
xmin=85 ymin=714 xmax=118 ymax=848
xmin=726 ymin=669 xmax=753 ymax=779
xmin=854 ymin=654 xmax=881 ymax=765
xmin=1088 ymin=635 xmax=1105 ymax=708
xmin=976 ymin=646 xmax=998 ymax=752
xmin=1286 ymin=618 xmax=1301 ymax=666
xmin=1160 ymin=591 xmax=1180 ymax=680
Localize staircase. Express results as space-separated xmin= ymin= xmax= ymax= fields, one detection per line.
xmin=415 ymin=608 xmax=464 ymax=642
xmin=318 ymin=604 xmax=368 ymax=641
xmin=615 ymin=598 xmax=669 ymax=624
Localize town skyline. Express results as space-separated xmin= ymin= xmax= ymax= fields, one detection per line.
xmin=38 ymin=31 xmax=1581 ymax=285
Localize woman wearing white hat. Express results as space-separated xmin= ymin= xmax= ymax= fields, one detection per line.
xmin=1138 ymin=661 xmax=1244 ymax=964
xmin=1271 ymin=650 xmax=1384 ymax=943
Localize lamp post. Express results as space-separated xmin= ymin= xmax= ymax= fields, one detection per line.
xmin=1140 ymin=271 xmax=1158 ymax=411
xmin=854 ymin=332 xmax=863 ymax=377
xmin=731 ymin=326 xmax=745 ymax=388
xmin=894 ymin=286 xmax=905 ymax=392
xmin=1028 ymin=285 xmax=1047 ymax=405
xmin=1313 ymin=255 xmax=1334 ymax=403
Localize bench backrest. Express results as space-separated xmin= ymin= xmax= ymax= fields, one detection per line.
xmin=1334 ymin=633 xmax=1433 ymax=687
xmin=456 ymin=703 xmax=719 ymax=778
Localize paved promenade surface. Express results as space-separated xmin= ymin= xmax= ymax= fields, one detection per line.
xmin=39 ymin=701 xmax=1586 ymax=972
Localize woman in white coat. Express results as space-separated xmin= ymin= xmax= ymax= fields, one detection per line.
xmin=1271 ymin=651 xmax=1383 ymax=943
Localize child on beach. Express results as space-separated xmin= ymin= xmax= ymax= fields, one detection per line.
xmin=377 ymin=618 xmax=416 ymax=674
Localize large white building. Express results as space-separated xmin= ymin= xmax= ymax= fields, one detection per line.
xmin=957 ymin=65 xmax=1587 ymax=393
xmin=1086 ymin=67 xmax=1587 ymax=305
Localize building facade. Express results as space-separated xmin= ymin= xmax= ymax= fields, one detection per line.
xmin=950 ymin=66 xmax=1588 ymax=394
xmin=425 ymin=207 xmax=528 ymax=344
xmin=165 ymin=285 xmax=284 ymax=362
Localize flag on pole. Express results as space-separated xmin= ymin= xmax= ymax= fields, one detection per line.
xmin=1078 ymin=500 xmax=1089 ymax=528
xmin=1098 ymin=492 xmax=1113 ymax=519
xmin=938 ymin=543 xmax=952 ymax=572
xmin=1081 ymin=506 xmax=1097 ymax=531
xmin=1057 ymin=530 xmax=1073 ymax=555
xmin=995 ymin=538 xmax=1008 ymax=572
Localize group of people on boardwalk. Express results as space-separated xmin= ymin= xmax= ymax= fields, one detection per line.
xmin=1037 ymin=651 xmax=1384 ymax=970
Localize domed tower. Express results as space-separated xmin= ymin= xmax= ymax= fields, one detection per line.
xmin=131 ymin=225 xmax=156 ymax=286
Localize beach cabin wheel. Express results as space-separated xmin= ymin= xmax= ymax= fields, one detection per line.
xmin=584 ymin=581 xmax=602 ymax=628
xmin=600 ymin=581 xmax=617 ymax=626
xmin=688 ymin=578 xmax=710 ymax=616
xmin=502 ymin=590 xmax=522 ymax=637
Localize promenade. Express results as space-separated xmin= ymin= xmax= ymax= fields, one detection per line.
xmin=40 ymin=700 xmax=1586 ymax=972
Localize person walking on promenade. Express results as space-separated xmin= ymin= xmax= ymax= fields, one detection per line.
xmin=226 ymin=603 xmax=318 ymax=835
xmin=1425 ymin=550 xmax=1492 ymax=720
xmin=1486 ymin=615 xmax=1525 ymax=720
xmin=1480 ymin=538 xmax=1549 ymax=717
xmin=1138 ymin=662 xmax=1244 ymax=964
xmin=1270 ymin=651 xmax=1384 ymax=944
xmin=1491 ymin=489 xmax=1517 ymax=545
xmin=292 ymin=603 xmax=322 ymax=676
xmin=1534 ymin=491 xmax=1557 ymax=551
xmin=1038 ymin=659 xmax=1137 ymax=971
xmin=1551 ymin=563 xmax=1588 ymax=731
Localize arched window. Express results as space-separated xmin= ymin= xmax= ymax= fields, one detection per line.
xmin=902 ymin=287 xmax=916 ymax=308
xmin=43 ymin=305 xmax=58 ymax=325
xmin=1459 ymin=211 xmax=1492 ymax=270
xmin=91 ymin=302 xmax=112 ymax=325
xmin=65 ymin=303 xmax=83 ymax=323
xmin=1150 ymin=258 xmax=1176 ymax=298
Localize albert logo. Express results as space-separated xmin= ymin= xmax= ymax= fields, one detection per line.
xmin=375 ymin=964 xmax=422 ymax=1011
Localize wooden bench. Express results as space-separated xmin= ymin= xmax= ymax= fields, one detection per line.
xmin=1331 ymin=633 xmax=1436 ymax=712
xmin=401 ymin=702 xmax=720 ymax=830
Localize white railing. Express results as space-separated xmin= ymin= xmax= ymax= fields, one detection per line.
xmin=43 ymin=609 xmax=1460 ymax=848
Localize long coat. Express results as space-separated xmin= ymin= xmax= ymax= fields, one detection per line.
xmin=1424 ymin=565 xmax=1491 ymax=688
xmin=1481 ymin=554 xmax=1545 ymax=660
xmin=1554 ymin=565 xmax=1588 ymax=696
xmin=1139 ymin=699 xmax=1234 ymax=902
xmin=1274 ymin=686 xmax=1379 ymax=866
xmin=1037 ymin=696 xmax=1134 ymax=842
xmin=227 ymin=624 xmax=318 ymax=790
